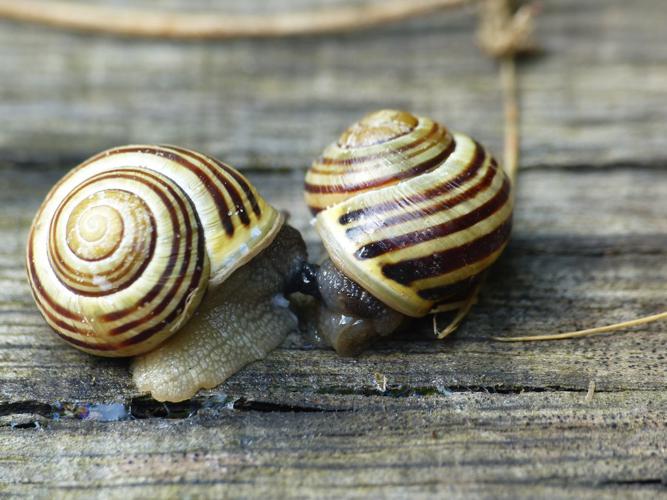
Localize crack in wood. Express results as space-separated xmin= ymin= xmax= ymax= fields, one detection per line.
xmin=0 ymin=395 xmax=342 ymax=424
xmin=0 ymin=383 xmax=614 ymax=425
xmin=315 ymin=383 xmax=609 ymax=398
xmin=232 ymin=397 xmax=344 ymax=413
xmin=601 ymin=478 xmax=665 ymax=486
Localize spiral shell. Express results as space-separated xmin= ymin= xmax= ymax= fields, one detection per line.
xmin=305 ymin=110 xmax=512 ymax=317
xmin=27 ymin=145 xmax=283 ymax=357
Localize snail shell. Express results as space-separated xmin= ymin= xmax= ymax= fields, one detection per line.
xmin=305 ymin=110 xmax=513 ymax=318
xmin=26 ymin=145 xmax=283 ymax=357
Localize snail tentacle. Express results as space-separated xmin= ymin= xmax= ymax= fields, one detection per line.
xmin=285 ymin=261 xmax=321 ymax=299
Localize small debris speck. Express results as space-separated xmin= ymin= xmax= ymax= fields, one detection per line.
xmin=373 ymin=372 xmax=387 ymax=393
xmin=585 ymin=380 xmax=596 ymax=402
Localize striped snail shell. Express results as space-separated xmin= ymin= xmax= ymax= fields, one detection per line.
xmin=26 ymin=145 xmax=283 ymax=358
xmin=305 ymin=109 xmax=513 ymax=319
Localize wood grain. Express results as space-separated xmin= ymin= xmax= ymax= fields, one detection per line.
xmin=1 ymin=0 xmax=666 ymax=497
xmin=2 ymin=392 xmax=665 ymax=498
xmin=1 ymin=165 xmax=665 ymax=497
xmin=0 ymin=0 xmax=665 ymax=170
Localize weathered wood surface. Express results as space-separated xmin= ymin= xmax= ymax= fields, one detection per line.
xmin=1 ymin=166 xmax=666 ymax=497
xmin=0 ymin=0 xmax=666 ymax=170
xmin=1 ymin=0 xmax=666 ymax=498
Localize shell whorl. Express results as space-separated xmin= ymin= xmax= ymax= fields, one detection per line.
xmin=27 ymin=145 xmax=283 ymax=357
xmin=305 ymin=110 xmax=456 ymax=214
xmin=306 ymin=110 xmax=513 ymax=317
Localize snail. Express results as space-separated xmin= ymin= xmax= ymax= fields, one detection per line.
xmin=26 ymin=145 xmax=308 ymax=402
xmin=302 ymin=110 xmax=513 ymax=355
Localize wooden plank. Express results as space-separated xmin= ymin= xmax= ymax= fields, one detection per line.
xmin=1 ymin=391 xmax=665 ymax=498
xmin=1 ymin=165 xmax=666 ymax=404
xmin=1 ymin=165 xmax=666 ymax=494
xmin=0 ymin=0 xmax=666 ymax=169
xmin=1 ymin=0 xmax=666 ymax=496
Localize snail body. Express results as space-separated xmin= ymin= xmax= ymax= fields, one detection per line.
xmin=132 ymin=223 xmax=305 ymax=402
xmin=27 ymin=145 xmax=306 ymax=401
xmin=304 ymin=110 xmax=513 ymax=354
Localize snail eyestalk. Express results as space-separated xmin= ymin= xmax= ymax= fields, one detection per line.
xmin=285 ymin=261 xmax=321 ymax=299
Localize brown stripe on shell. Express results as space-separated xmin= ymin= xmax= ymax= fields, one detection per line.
xmin=91 ymin=211 xmax=153 ymax=281
xmin=45 ymin=171 xmax=155 ymax=282
xmin=27 ymin=234 xmax=83 ymax=323
xmin=117 ymin=205 xmax=207 ymax=347
xmin=336 ymin=117 xmax=418 ymax=149
xmin=419 ymin=275 xmax=481 ymax=302
xmin=26 ymin=230 xmax=90 ymax=338
xmin=354 ymin=177 xmax=511 ymax=259
xmin=58 ymin=208 xmax=154 ymax=290
xmin=101 ymin=168 xmax=201 ymax=328
xmin=197 ymin=154 xmax=250 ymax=224
xmin=304 ymin=138 xmax=456 ymax=195
xmin=110 ymin=146 xmax=235 ymax=236
xmin=345 ymin=150 xmax=497 ymax=242
xmin=164 ymin=145 xmax=255 ymax=225
xmin=48 ymin=174 xmax=158 ymax=297
xmin=338 ymin=139 xmax=486 ymax=226
xmin=48 ymin=188 xmax=154 ymax=292
xmin=311 ymin=122 xmax=441 ymax=171
xmin=381 ymin=217 xmax=513 ymax=286
xmin=50 ymin=328 xmax=123 ymax=352
xmin=208 ymin=154 xmax=262 ymax=218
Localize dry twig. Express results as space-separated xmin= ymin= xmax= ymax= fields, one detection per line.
xmin=493 ymin=312 xmax=667 ymax=342
xmin=0 ymin=0 xmax=469 ymax=39
xmin=434 ymin=0 xmax=536 ymax=338
xmin=434 ymin=280 xmax=483 ymax=339
xmin=474 ymin=1 xmax=666 ymax=344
